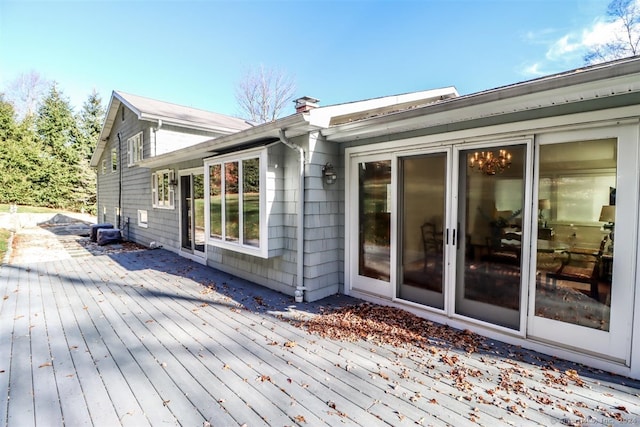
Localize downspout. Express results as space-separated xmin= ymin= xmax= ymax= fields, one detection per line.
xmin=117 ymin=133 xmax=123 ymax=229
xmin=278 ymin=128 xmax=306 ymax=303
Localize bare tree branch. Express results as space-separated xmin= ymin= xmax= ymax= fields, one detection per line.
xmin=235 ymin=65 xmax=296 ymax=123
xmin=585 ymin=0 xmax=640 ymax=64
xmin=5 ymin=71 xmax=50 ymax=120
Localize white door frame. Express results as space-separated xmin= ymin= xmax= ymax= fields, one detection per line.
xmin=527 ymin=125 xmax=638 ymax=364
xmin=178 ymin=167 xmax=206 ymax=264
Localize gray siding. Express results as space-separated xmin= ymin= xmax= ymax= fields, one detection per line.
xmin=98 ymin=105 xmax=345 ymax=302
xmin=96 ymin=106 xmax=215 ymax=251
xmin=206 ymin=133 xmax=344 ymax=302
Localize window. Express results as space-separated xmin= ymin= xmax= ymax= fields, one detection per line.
xmin=205 ymin=148 xmax=266 ymax=256
xmin=152 ymin=169 xmax=175 ymax=209
xmin=138 ymin=210 xmax=148 ymax=228
xmin=128 ymin=132 xmax=143 ymax=166
xmin=111 ymin=148 xmax=118 ymax=172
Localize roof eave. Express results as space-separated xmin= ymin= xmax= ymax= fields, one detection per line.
xmin=138 ymin=113 xmax=312 ymax=169
xmin=323 ymin=56 xmax=640 ymax=143
xmin=90 ymin=91 xmax=122 ymax=167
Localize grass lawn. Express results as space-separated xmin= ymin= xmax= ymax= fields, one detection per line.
xmin=0 ymin=204 xmax=62 ymax=214
xmin=0 ymin=228 xmax=11 ymax=261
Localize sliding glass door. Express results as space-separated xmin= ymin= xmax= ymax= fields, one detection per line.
xmin=350 ymin=155 xmax=394 ymax=297
xmin=528 ymin=127 xmax=636 ymax=362
xmin=398 ymin=152 xmax=448 ymax=310
xmin=454 ymin=144 xmax=527 ymax=330
xmin=349 ymin=126 xmax=635 ymax=362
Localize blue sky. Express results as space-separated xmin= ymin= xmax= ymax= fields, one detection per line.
xmin=0 ymin=0 xmax=618 ymax=117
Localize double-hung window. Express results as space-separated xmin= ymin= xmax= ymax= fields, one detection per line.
xmin=152 ymin=169 xmax=175 ymax=209
xmin=111 ymin=148 xmax=118 ymax=172
xmin=205 ymin=148 xmax=267 ymax=257
xmin=128 ymin=132 xmax=143 ymax=166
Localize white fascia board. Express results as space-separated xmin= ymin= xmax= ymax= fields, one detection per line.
xmin=138 ymin=113 xmax=246 ymax=134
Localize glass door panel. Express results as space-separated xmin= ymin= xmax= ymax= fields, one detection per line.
xmin=455 ymin=145 xmax=526 ymax=330
xmin=534 ymin=139 xmax=616 ymax=330
xmin=181 ymin=172 xmax=206 ymax=256
xmin=180 ymin=175 xmax=192 ymax=250
xmin=528 ymin=127 xmax=637 ymax=363
xmin=398 ymin=153 xmax=446 ymax=309
xmin=193 ymin=173 xmax=205 ymax=253
xmin=358 ymin=160 xmax=392 ymax=282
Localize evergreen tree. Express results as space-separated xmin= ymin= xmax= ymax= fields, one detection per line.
xmin=74 ymin=90 xmax=105 ymax=213
xmin=0 ymin=94 xmax=16 ymax=143
xmin=76 ymin=90 xmax=105 ymax=159
xmin=34 ymin=84 xmax=81 ymax=209
xmin=0 ymin=98 xmax=42 ymax=204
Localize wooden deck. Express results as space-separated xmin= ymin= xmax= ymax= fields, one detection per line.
xmin=1 ymin=248 xmax=640 ymax=426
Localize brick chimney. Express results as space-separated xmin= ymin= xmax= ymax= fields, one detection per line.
xmin=294 ymin=96 xmax=320 ymax=113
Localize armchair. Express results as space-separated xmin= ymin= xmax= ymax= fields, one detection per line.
xmin=546 ymin=235 xmax=608 ymax=301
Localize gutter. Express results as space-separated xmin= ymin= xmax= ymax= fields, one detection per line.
xmin=278 ymin=128 xmax=306 ymax=303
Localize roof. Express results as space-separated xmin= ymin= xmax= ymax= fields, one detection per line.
xmin=113 ymin=91 xmax=251 ymax=132
xmin=138 ymin=87 xmax=459 ymax=168
xmin=90 ymin=91 xmax=252 ymax=167
xmin=322 ymin=56 xmax=640 ymax=143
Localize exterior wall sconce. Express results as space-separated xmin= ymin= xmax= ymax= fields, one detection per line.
xmin=323 ymin=162 xmax=337 ymax=185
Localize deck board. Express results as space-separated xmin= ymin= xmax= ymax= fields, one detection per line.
xmin=2 ymin=249 xmax=640 ymax=427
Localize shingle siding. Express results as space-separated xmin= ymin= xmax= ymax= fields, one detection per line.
xmin=96 ymin=105 xmax=211 ymax=251
xmin=204 ymin=133 xmax=344 ymax=301
xmin=98 ymin=104 xmax=345 ymax=302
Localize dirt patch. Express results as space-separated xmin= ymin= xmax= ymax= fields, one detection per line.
xmin=8 ymin=218 xmax=146 ymax=265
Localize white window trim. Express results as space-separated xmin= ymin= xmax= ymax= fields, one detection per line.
xmin=138 ymin=209 xmax=148 ymax=228
xmin=127 ymin=132 xmax=143 ymax=166
xmin=151 ymin=169 xmax=175 ymax=210
xmin=204 ymin=147 xmax=268 ymax=258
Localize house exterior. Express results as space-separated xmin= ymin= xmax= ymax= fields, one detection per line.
xmin=92 ymin=57 xmax=640 ymax=379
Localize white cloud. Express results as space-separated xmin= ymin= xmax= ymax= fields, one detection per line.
xmin=522 ymin=63 xmax=547 ymax=77
xmin=581 ymin=20 xmax=623 ymax=47
xmin=521 ymin=0 xmax=640 ymax=77
xmin=546 ymin=34 xmax=584 ymax=60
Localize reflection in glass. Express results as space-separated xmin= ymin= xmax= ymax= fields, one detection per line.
xmin=398 ymin=154 xmax=446 ymax=309
xmin=243 ymin=158 xmax=260 ymax=247
xmin=209 ymin=164 xmax=222 ymax=239
xmin=193 ymin=174 xmax=205 ymax=252
xmin=358 ymin=160 xmax=391 ymax=281
xmin=225 ymin=162 xmax=239 ymax=242
xmin=181 ymin=175 xmax=192 ymax=250
xmin=456 ymin=145 xmax=525 ymax=330
xmin=535 ymin=139 xmax=616 ymax=331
